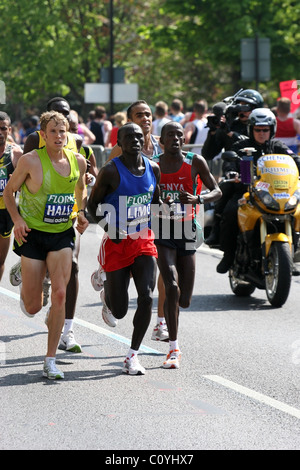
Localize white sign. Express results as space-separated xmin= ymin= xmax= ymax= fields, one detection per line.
xmin=0 ymin=81 xmax=6 ymax=104
xmin=84 ymin=83 xmax=138 ymax=104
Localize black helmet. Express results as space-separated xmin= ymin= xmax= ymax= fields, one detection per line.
xmin=248 ymin=108 xmax=277 ymax=139
xmin=234 ymin=89 xmax=264 ymax=109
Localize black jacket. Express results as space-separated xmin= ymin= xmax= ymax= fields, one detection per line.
xmin=222 ymin=137 xmax=300 ymax=175
xmin=202 ymin=118 xmax=248 ymax=160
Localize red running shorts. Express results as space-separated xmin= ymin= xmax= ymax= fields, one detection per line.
xmin=98 ymin=228 xmax=157 ymax=272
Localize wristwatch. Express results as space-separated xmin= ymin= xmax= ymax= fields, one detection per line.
xmin=198 ymin=195 xmax=205 ymax=205
xmin=78 ymin=208 xmax=87 ymax=217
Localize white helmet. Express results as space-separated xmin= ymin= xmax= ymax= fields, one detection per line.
xmin=248 ymin=108 xmax=277 ymax=139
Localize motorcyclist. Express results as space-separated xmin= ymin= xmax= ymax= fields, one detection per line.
xmin=216 ymin=107 xmax=300 ymax=274
xmin=203 ymin=89 xmax=264 ymax=246
xmin=202 ymin=89 xmax=264 ymax=161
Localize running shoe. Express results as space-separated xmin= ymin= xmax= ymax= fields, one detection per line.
xmin=162 ymin=349 xmax=182 ymax=369
xmin=122 ymin=354 xmax=145 ymax=375
xmin=19 ymin=287 xmax=36 ymax=318
xmin=151 ymin=322 xmax=169 ymax=341
xmin=91 ymin=268 xmax=104 ymax=291
xmin=43 ymin=358 xmax=64 ymax=380
xmin=58 ymin=331 xmax=82 ymax=353
xmin=10 ymin=261 xmax=22 ymax=286
xmin=100 ymin=289 xmax=118 ymax=327
xmin=42 ymin=277 xmax=51 ymax=307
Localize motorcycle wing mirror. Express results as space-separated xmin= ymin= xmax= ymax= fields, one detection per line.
xmin=222 ymin=150 xmax=240 ymax=161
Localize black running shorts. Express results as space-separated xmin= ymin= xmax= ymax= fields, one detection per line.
xmin=153 ymin=218 xmax=196 ymax=256
xmin=0 ymin=209 xmax=14 ymax=238
xmin=13 ymin=227 xmax=76 ymax=260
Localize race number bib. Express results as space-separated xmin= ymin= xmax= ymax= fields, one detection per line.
xmin=160 ymin=189 xmax=186 ymax=220
xmin=0 ymin=167 xmax=8 ymax=196
xmin=43 ymin=193 xmax=75 ymax=224
xmin=126 ymin=192 xmax=152 ymax=234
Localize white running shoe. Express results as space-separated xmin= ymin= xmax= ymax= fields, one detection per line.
xmin=43 ymin=358 xmax=64 ymax=380
xmin=19 ymin=287 xmax=36 ymax=318
xmin=42 ymin=277 xmax=51 ymax=307
xmin=122 ymin=354 xmax=145 ymax=375
xmin=10 ymin=261 xmax=22 ymax=286
xmin=100 ymin=289 xmax=118 ymax=327
xmin=162 ymin=349 xmax=182 ymax=369
xmin=151 ymin=322 xmax=169 ymax=341
xmin=58 ymin=331 xmax=82 ymax=353
xmin=91 ymin=268 xmax=104 ymax=291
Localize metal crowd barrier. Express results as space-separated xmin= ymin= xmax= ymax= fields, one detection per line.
xmin=19 ymin=142 xmax=222 ymax=178
xmin=92 ymin=144 xmax=208 ymax=169
xmin=91 ymin=144 xmax=222 ymax=180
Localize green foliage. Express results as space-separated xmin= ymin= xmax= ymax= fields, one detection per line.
xmin=0 ymin=0 xmax=110 ymax=112
xmin=0 ymin=0 xmax=299 ymax=119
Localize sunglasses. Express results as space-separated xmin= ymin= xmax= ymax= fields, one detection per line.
xmin=253 ymin=128 xmax=270 ymax=133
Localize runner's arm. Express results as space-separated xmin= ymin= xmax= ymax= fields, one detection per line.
xmin=75 ymin=154 xmax=89 ymax=234
xmin=3 ymin=155 xmax=33 ymax=243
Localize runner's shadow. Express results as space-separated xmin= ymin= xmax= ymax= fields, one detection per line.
xmin=0 ymin=331 xmax=47 ymax=344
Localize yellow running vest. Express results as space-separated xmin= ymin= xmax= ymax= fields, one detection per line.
xmin=19 ymin=147 xmax=79 ymax=233
xmin=37 ymin=130 xmax=79 ymax=217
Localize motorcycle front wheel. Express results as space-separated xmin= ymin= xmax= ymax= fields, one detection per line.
xmin=265 ymin=242 xmax=292 ymax=308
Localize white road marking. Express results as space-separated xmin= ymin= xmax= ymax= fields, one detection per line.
xmin=0 ymin=286 xmax=19 ymax=300
xmin=204 ymin=374 xmax=300 ymax=420
xmin=74 ymin=317 xmax=162 ymax=355
xmin=0 ymin=286 xmax=162 ymax=355
xmin=0 ymin=340 xmax=6 ymax=364
xmin=4 ymin=285 xmax=299 ymax=417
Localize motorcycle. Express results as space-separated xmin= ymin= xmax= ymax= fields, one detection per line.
xmin=220 ymin=148 xmax=300 ymax=307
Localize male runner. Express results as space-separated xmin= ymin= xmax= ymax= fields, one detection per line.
xmin=88 ymin=123 xmax=160 ymax=375
xmin=153 ymin=121 xmax=221 ymax=368
xmin=0 ymin=111 xmax=23 ymax=280
xmin=4 ymin=111 xmax=88 ymax=379
xmin=91 ymin=100 xmax=168 ymax=341
xmin=10 ymin=98 xmax=87 ymax=353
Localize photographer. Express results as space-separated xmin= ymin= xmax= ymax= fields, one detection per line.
xmin=204 ymin=89 xmax=264 ymax=246
xmin=202 ymin=89 xmax=264 ymax=161
xmin=216 ymin=108 xmax=300 ymax=274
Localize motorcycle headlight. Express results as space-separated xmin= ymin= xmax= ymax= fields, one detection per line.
xmin=285 ymin=190 xmax=300 ymax=211
xmin=255 ymin=189 xmax=280 ymax=211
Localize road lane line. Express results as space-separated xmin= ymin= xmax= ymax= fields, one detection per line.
xmin=204 ymin=374 xmax=300 ymax=420
xmin=74 ymin=317 xmax=162 ymax=355
xmin=0 ymin=286 xmax=162 ymax=356
xmin=0 ymin=286 xmax=19 ymax=300
xmin=0 ymin=340 xmax=6 ymax=364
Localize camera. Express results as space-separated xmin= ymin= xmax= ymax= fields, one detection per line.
xmin=206 ymin=89 xmax=252 ymax=131
xmin=225 ymin=103 xmax=251 ymax=120
xmin=206 ymin=114 xmax=222 ymax=131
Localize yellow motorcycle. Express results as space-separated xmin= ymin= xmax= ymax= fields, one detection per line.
xmin=226 ymin=149 xmax=300 ymax=307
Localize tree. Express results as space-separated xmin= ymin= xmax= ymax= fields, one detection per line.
xmin=0 ymin=0 xmax=299 ymax=119
xmin=0 ymin=0 xmax=111 ymax=115
xmin=140 ymin=0 xmax=300 ymax=104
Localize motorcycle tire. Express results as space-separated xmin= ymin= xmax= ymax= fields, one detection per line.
xmin=229 ymin=270 xmax=256 ymax=297
xmin=265 ymin=242 xmax=292 ymax=308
